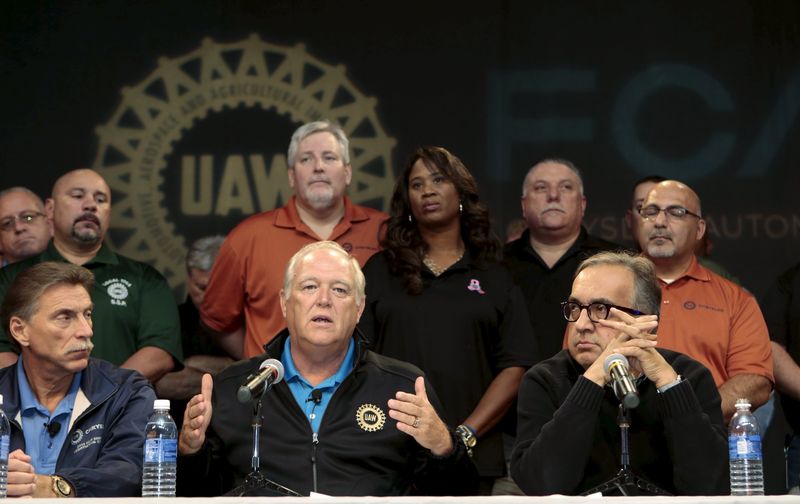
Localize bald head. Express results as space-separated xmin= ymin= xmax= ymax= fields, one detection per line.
xmin=47 ymin=169 xmax=112 ymax=250
xmin=638 ymin=180 xmax=706 ymax=271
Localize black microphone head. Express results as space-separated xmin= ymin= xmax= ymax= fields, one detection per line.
xmin=46 ymin=421 xmax=61 ymax=437
xmin=237 ymin=385 xmax=253 ymax=404
xmin=603 ymin=353 xmax=629 ymax=375
xmin=622 ymin=392 xmax=640 ymax=409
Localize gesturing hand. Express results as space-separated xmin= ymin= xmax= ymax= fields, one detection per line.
xmin=178 ymin=373 xmax=213 ymax=455
xmin=388 ymin=377 xmax=454 ymax=456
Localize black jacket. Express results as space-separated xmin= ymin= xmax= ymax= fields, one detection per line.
xmin=178 ymin=329 xmax=477 ymax=496
xmin=511 ymin=349 xmax=728 ymax=496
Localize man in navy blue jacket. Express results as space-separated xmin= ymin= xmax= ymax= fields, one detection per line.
xmin=0 ymin=261 xmax=155 ymax=497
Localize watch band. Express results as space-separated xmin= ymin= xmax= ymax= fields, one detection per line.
xmin=455 ymin=424 xmax=477 ymax=457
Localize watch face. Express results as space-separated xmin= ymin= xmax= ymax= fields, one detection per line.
xmin=55 ymin=477 xmax=72 ymax=496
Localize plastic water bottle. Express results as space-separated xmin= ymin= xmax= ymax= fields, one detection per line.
xmin=0 ymin=394 xmax=9 ymax=499
xmin=729 ymin=398 xmax=764 ymax=496
xmin=142 ymin=399 xmax=177 ymax=497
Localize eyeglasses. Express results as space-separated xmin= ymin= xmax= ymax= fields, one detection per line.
xmin=0 ymin=212 xmax=46 ymax=232
xmin=561 ymin=301 xmax=644 ymax=323
xmin=638 ymin=205 xmax=702 ymax=221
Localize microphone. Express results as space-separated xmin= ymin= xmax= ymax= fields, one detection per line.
xmin=603 ymin=353 xmax=640 ymax=409
xmin=306 ymin=389 xmax=322 ymax=405
xmin=45 ymin=421 xmax=61 ymax=437
xmin=237 ymin=358 xmax=285 ymax=403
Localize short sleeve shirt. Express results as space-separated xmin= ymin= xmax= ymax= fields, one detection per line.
xmin=655 ymin=256 xmax=773 ymax=387
xmin=359 ymin=250 xmax=536 ymax=476
xmin=0 ymin=241 xmax=183 ymax=366
xmin=201 ymin=196 xmax=387 ymax=358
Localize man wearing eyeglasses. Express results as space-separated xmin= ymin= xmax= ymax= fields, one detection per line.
xmin=0 ymin=187 xmax=52 ymax=266
xmin=511 ymin=251 xmax=728 ymax=496
xmin=636 ymin=180 xmax=773 ymax=421
xmin=625 ymin=176 xmax=738 ymax=284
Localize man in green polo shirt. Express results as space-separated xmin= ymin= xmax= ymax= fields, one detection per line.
xmin=0 ymin=169 xmax=182 ymax=382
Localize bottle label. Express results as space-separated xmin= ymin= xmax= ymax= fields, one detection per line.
xmin=0 ymin=435 xmax=8 ymax=460
xmin=144 ymin=438 xmax=177 ymax=463
xmin=728 ymin=434 xmax=762 ymax=460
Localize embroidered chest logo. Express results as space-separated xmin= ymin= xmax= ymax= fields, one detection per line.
xmin=356 ymin=403 xmax=386 ymax=432
xmin=103 ymin=278 xmax=132 ymax=306
xmin=70 ymin=423 xmax=104 ymax=453
xmin=683 ymin=300 xmax=723 ymax=313
xmin=467 ymin=278 xmax=485 ymax=295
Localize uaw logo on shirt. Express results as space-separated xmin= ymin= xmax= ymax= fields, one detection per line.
xmin=92 ymin=34 xmax=396 ymax=292
xmin=356 ymin=403 xmax=386 ymax=432
xmin=102 ymin=278 xmax=132 ymax=306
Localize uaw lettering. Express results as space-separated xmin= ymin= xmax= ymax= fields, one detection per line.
xmin=93 ymin=34 xmax=396 ymax=291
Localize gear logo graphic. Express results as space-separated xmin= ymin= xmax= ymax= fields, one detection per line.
xmin=356 ymin=403 xmax=386 ymax=432
xmin=93 ymin=34 xmax=396 ymax=290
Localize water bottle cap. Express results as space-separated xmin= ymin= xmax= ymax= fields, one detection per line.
xmin=153 ymin=399 xmax=170 ymax=410
xmin=735 ymin=398 xmax=751 ymax=409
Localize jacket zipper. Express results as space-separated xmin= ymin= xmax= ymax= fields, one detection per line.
xmin=311 ymin=432 xmax=319 ymax=493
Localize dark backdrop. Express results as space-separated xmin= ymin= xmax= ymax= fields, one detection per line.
xmin=2 ymin=0 xmax=799 ymax=298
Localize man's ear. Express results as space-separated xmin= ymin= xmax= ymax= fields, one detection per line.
xmin=279 ymin=290 xmax=287 ymax=318
xmin=9 ymin=316 xmax=30 ymax=348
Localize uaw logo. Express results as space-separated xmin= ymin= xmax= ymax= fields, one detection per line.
xmin=93 ymin=34 xmax=396 ymax=291
xmin=356 ymin=403 xmax=386 ymax=432
xmin=103 ymin=277 xmax=132 ymax=306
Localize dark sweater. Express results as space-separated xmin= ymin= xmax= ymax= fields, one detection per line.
xmin=511 ymin=349 xmax=729 ymax=496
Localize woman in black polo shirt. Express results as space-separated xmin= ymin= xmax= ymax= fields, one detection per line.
xmin=359 ymin=146 xmax=535 ymax=494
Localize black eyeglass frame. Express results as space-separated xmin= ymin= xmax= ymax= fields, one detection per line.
xmin=560 ymin=301 xmax=645 ymax=323
xmin=638 ymin=205 xmax=702 ymax=220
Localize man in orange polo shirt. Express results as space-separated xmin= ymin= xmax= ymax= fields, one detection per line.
xmin=635 ymin=180 xmax=773 ymax=421
xmin=200 ymin=121 xmax=388 ymax=359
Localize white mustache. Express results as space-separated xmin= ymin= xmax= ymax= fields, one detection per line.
xmin=66 ymin=341 xmax=94 ymax=354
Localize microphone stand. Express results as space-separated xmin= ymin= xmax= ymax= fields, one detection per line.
xmin=581 ymin=404 xmax=671 ymax=496
xmin=226 ymin=384 xmax=301 ymax=497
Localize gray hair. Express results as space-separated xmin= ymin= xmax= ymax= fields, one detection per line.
xmin=0 ymin=187 xmax=45 ymax=209
xmin=575 ymin=251 xmax=661 ymax=316
xmin=286 ymin=120 xmax=351 ymax=167
xmin=521 ymin=157 xmax=584 ymax=197
xmin=186 ymin=235 xmax=225 ymax=272
xmin=282 ymin=241 xmax=365 ymax=306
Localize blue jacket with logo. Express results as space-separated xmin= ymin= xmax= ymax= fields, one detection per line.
xmin=0 ymin=358 xmax=156 ymax=497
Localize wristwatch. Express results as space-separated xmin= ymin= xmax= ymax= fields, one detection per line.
xmin=455 ymin=424 xmax=477 ymax=457
xmin=51 ymin=475 xmax=74 ymax=497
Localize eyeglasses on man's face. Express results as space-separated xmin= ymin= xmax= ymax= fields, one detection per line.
xmin=0 ymin=212 xmax=46 ymax=232
xmin=561 ymin=301 xmax=644 ymax=323
xmin=638 ymin=205 xmax=701 ymax=221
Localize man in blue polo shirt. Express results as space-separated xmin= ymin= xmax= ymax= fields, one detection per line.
xmin=177 ymin=241 xmax=476 ymax=496
xmin=0 ymin=261 xmax=155 ymax=497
